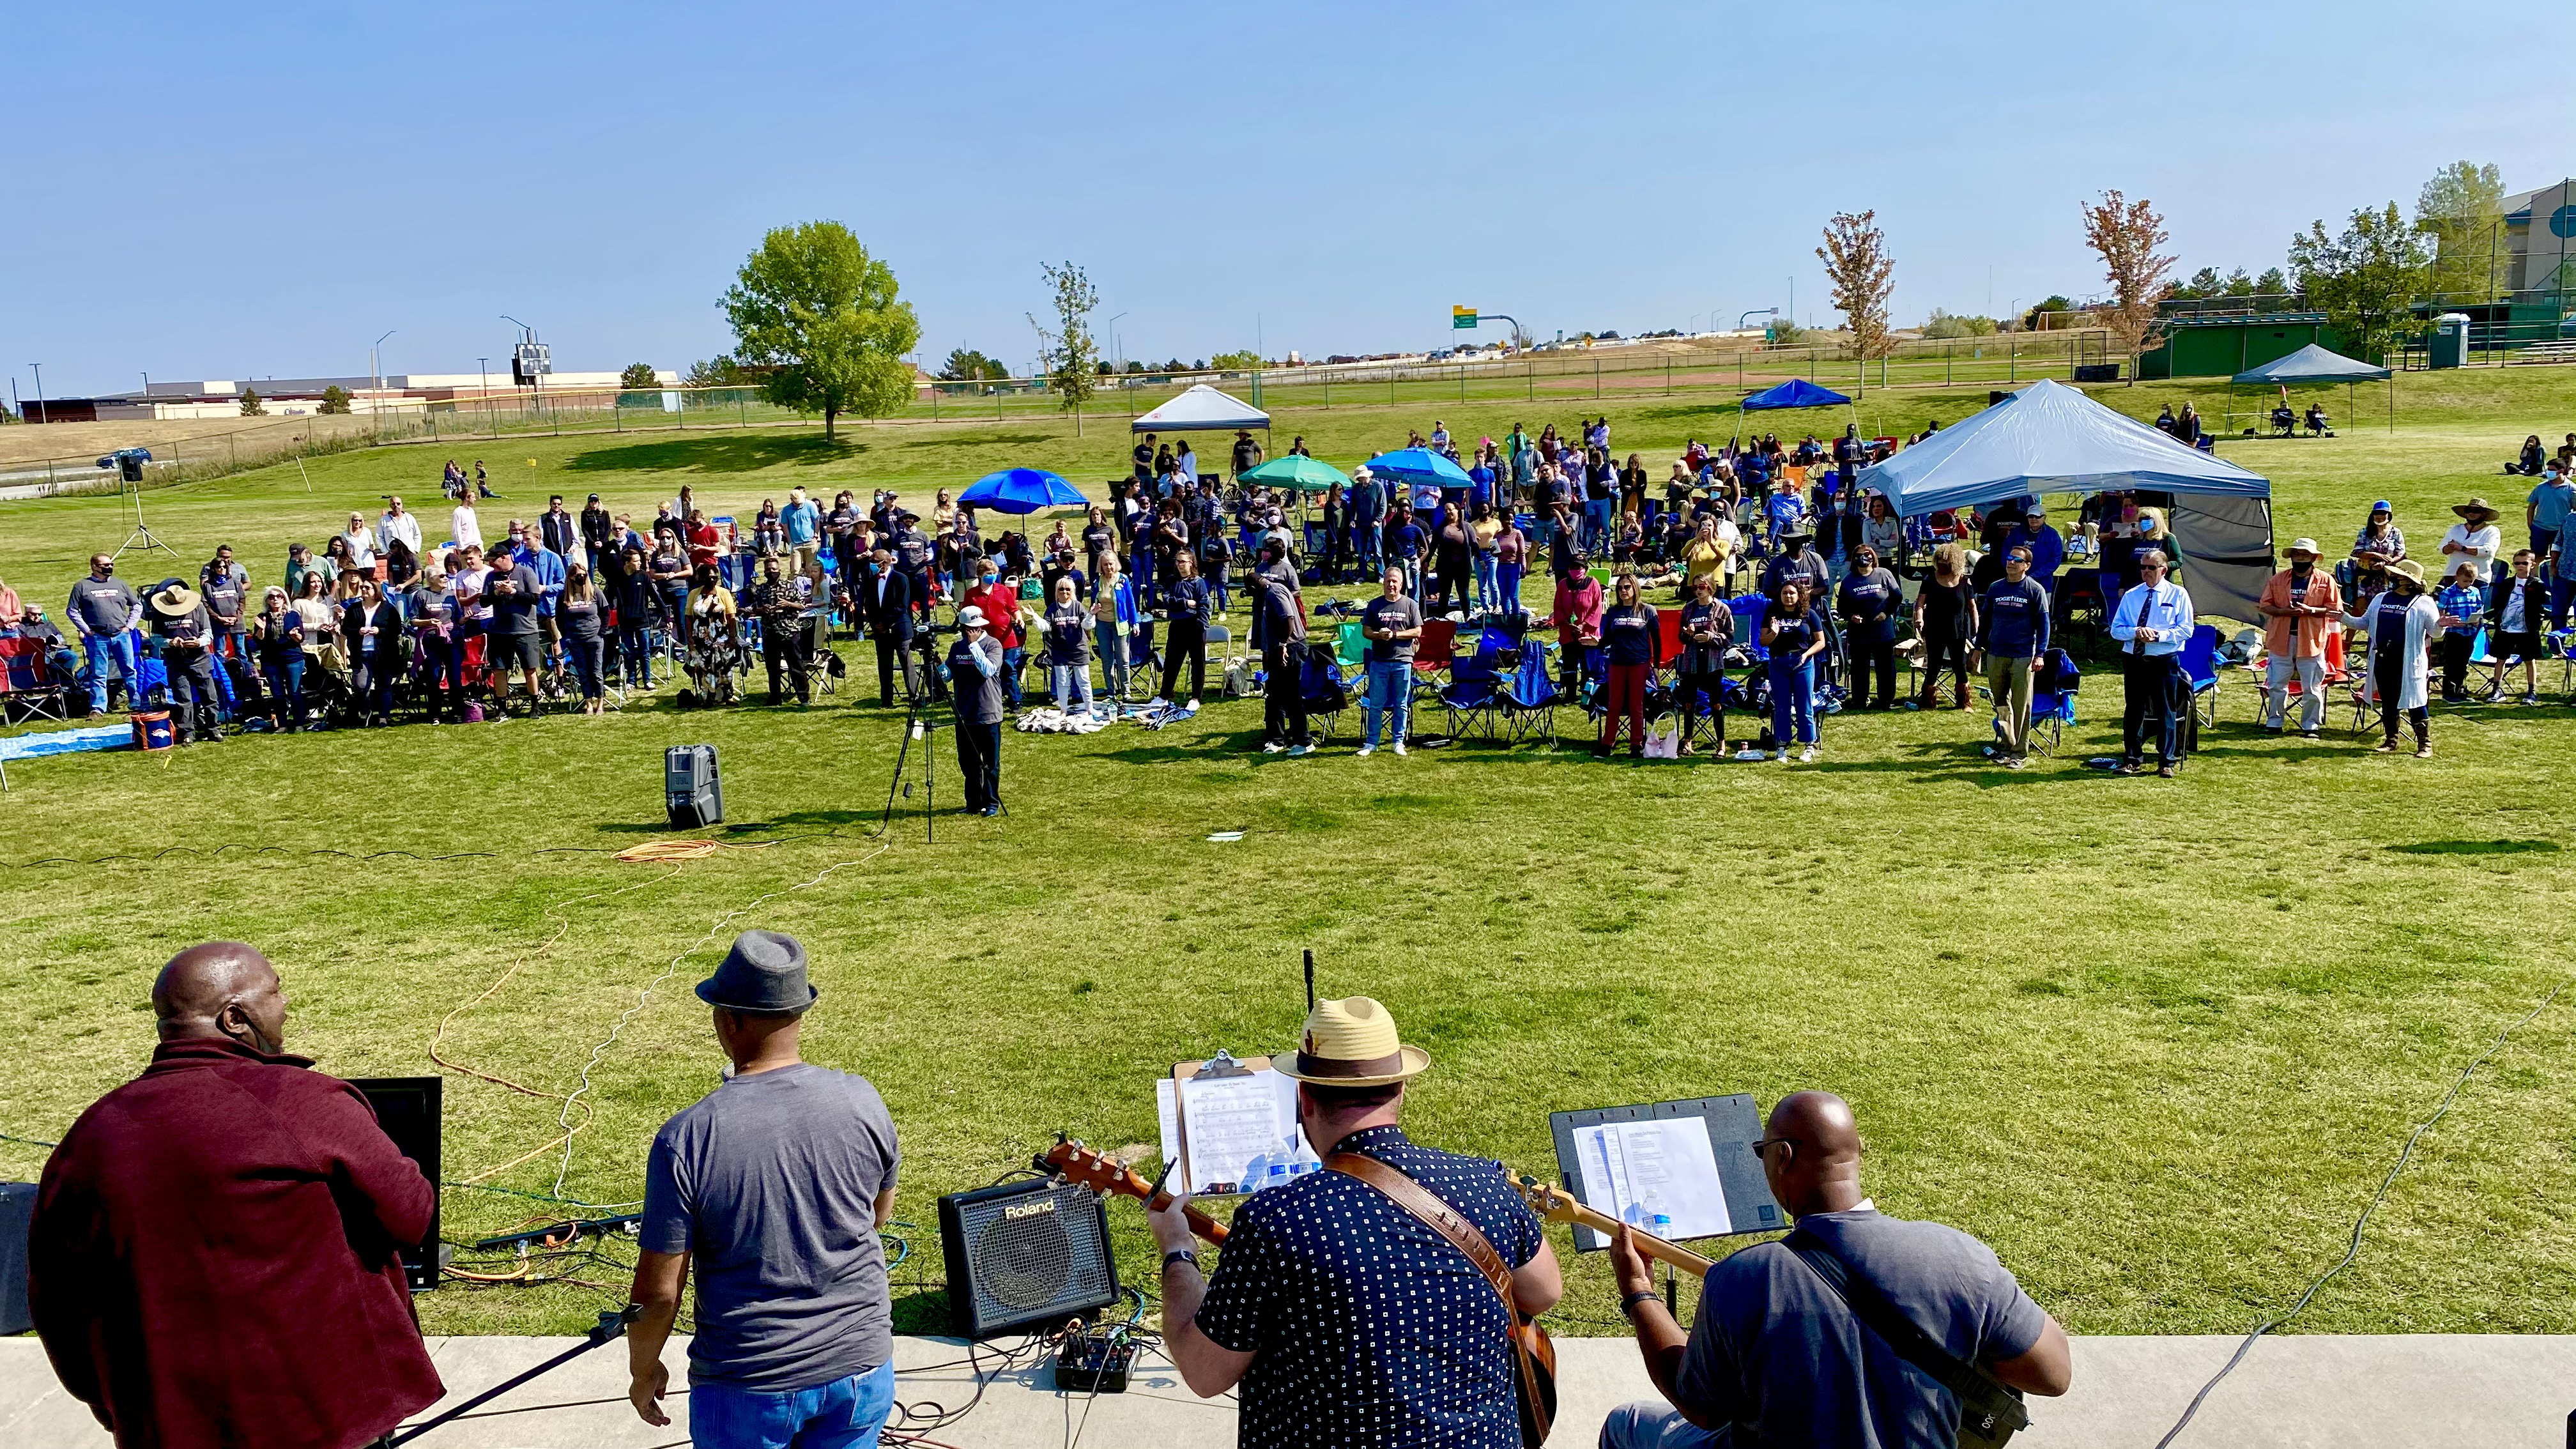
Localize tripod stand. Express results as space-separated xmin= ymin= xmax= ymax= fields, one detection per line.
xmin=880 ymin=694 xmax=943 ymax=843
xmin=110 ymin=470 xmax=179 ymax=563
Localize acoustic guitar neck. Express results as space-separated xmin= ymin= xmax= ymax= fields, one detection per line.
xmin=1515 ymin=1174 xmax=1715 ymax=1277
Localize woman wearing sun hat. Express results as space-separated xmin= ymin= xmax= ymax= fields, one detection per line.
xmin=2257 ymin=539 xmax=2341 ymax=737
xmin=1144 ymin=994 xmax=1561 ymax=1445
xmin=2344 ymin=558 xmax=2439 ymax=757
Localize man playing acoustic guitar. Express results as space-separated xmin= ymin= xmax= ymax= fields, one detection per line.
xmin=1148 ymin=995 xmax=1564 ymax=1448
xmin=1603 ymin=1090 xmax=2072 ymax=1448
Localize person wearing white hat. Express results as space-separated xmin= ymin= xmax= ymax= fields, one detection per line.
xmin=947 ymin=605 xmax=1007 ymax=814
xmin=1147 ymin=995 xmax=1561 ymax=1446
xmin=2257 ymin=539 xmax=2342 ymax=738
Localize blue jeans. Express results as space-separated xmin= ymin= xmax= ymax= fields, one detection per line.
xmin=1586 ymin=499 xmax=1615 ymax=549
xmin=1475 ymin=554 xmax=1501 ymax=611
xmin=1497 ymin=560 xmax=1524 ymax=616
xmin=1362 ymin=659 xmax=1411 ymax=746
xmin=2552 ymin=572 xmax=2576 ymax=631
xmin=1001 ymin=647 xmax=1025 ymax=707
xmin=689 ymin=1360 xmax=895 ymax=1449
xmin=1599 ymin=1399 xmax=1730 ymax=1449
xmin=263 ymin=656 xmax=305 ymax=728
xmin=1768 ymin=655 xmax=1816 ymax=745
xmin=82 ymin=631 xmax=139 ymax=713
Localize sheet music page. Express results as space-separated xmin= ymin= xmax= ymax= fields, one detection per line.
xmin=1178 ymin=1068 xmax=1302 ymax=1194
xmin=1575 ymin=1119 xmax=1732 ymax=1239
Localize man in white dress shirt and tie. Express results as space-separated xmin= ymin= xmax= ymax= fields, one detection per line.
xmin=2109 ymin=549 xmax=2193 ymax=777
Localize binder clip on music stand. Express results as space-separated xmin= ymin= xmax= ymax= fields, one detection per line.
xmin=100 ymin=449 xmax=179 ymax=562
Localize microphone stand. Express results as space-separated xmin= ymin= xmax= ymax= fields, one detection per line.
xmin=388 ymin=1305 xmax=638 ymax=1446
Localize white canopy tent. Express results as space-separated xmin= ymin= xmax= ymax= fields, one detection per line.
xmin=1857 ymin=379 xmax=2278 ymax=622
xmin=1130 ymin=383 xmax=1271 ymax=434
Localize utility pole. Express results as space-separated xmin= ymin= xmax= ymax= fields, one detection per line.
xmin=28 ymin=363 xmax=44 ymax=424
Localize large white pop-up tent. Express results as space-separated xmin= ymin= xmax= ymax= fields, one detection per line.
xmin=1130 ymin=383 xmax=1270 ymax=434
xmin=1857 ymin=378 xmax=2276 ymax=622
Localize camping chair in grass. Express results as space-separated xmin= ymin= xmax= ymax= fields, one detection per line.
xmin=1439 ymin=630 xmax=1509 ymax=743
xmin=1499 ymin=640 xmax=1560 ymax=745
xmin=1335 ymin=619 xmax=1367 ymax=670
xmin=2182 ymin=624 xmax=2223 ymax=735
xmin=1298 ymin=641 xmax=1353 ymax=743
xmin=2549 ymin=629 xmax=2576 ymax=702
xmin=1408 ymin=614 xmax=1458 ymax=716
xmin=0 ymin=637 xmax=73 ymax=723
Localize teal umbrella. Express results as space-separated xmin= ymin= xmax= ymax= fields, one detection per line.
xmin=1239 ymin=455 xmax=1352 ymax=494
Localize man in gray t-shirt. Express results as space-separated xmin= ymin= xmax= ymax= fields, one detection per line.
xmin=1603 ymin=1091 xmax=2071 ymax=1449
xmin=628 ymin=931 xmax=901 ymax=1447
xmin=1357 ymin=566 xmax=1423 ymax=756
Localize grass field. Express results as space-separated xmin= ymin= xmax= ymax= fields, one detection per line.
xmin=3 ymin=366 xmax=2573 ymax=1342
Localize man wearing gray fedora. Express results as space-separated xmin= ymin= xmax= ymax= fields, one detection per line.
xmin=627 ymin=931 xmax=902 ymax=1449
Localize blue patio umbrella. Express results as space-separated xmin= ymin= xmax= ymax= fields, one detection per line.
xmin=959 ymin=467 xmax=1087 ymax=515
xmin=1361 ymin=447 xmax=1473 ymax=489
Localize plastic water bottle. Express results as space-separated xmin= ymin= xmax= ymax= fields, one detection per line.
xmin=1266 ymin=1162 xmax=1288 ymax=1192
xmin=1652 ymin=1213 xmax=1673 ymax=1240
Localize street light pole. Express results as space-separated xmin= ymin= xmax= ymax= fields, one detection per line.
xmin=1105 ymin=312 xmax=1129 ymax=371
xmin=28 ymin=363 xmax=43 ymax=424
xmin=372 ymin=329 xmax=396 ymax=420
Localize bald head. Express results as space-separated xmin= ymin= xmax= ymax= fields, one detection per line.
xmin=1759 ymin=1090 xmax=1865 ymax=1218
xmin=152 ymin=942 xmax=288 ymax=1053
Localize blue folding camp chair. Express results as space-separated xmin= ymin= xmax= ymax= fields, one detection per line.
xmin=2181 ymin=623 xmax=2222 ymax=732
xmin=1439 ymin=631 xmax=1508 ymax=743
xmin=1500 ymin=640 xmax=1559 ymax=745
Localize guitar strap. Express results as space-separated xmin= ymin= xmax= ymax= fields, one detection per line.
xmin=1327 ymin=1152 xmax=1553 ymax=1446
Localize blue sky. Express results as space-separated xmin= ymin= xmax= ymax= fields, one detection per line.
xmin=6 ymin=1 xmax=2569 ymax=399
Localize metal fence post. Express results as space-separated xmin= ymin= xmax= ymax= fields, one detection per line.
xmin=1594 ymin=355 xmax=1601 ymax=399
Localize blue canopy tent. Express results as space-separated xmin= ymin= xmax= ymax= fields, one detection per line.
xmin=960 ymin=466 xmax=1087 ymax=515
xmin=1740 ymin=378 xmax=1853 ymax=410
xmin=1856 ymin=379 xmax=2276 ymax=622
xmin=2228 ymin=342 xmax=2394 ymax=436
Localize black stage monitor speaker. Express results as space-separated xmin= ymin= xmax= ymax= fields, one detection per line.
xmin=350 ymin=1076 xmax=442 ymax=1292
xmin=667 ymin=744 xmax=722 ymax=827
xmin=0 ymin=1181 xmax=34 ymax=1334
xmin=937 ymin=1178 xmax=1119 ymax=1339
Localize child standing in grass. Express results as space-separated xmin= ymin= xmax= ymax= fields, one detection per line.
xmin=2435 ymin=561 xmax=2486 ymax=703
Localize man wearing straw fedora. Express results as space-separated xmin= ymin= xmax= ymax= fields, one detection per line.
xmin=1149 ymin=995 xmax=1561 ymax=1448
xmin=147 ymin=581 xmax=226 ymax=744
xmin=627 ymin=931 xmax=903 ymax=1449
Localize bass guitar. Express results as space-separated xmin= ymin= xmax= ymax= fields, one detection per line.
xmin=1513 ymin=1173 xmax=1715 ymax=1276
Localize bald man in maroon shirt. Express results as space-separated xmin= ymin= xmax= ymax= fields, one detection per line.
xmin=31 ymin=942 xmax=443 ymax=1449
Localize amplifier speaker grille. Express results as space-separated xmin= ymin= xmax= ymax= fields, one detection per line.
xmin=938 ymin=1179 xmax=1118 ymax=1338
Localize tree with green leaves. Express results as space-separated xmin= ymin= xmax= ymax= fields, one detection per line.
xmin=937 ymin=348 xmax=1009 ymax=383
xmin=318 ymin=385 xmax=351 ymax=415
xmin=1209 ymin=349 xmax=1262 ymax=370
xmin=721 ymin=221 xmax=921 ymax=439
xmin=620 ymin=362 xmax=659 ymax=389
xmin=2414 ymin=160 xmax=2508 ymax=302
xmin=1026 ymin=261 xmax=1100 ymax=434
xmin=2288 ymin=203 xmax=2432 ymax=362
xmin=239 ymin=388 xmax=265 ymax=417
xmin=684 ymin=356 xmax=744 ymax=388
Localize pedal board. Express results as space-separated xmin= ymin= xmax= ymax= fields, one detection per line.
xmin=1052 ymin=1328 xmax=1135 ymax=1393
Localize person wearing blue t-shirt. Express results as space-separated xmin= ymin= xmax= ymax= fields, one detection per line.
xmin=1974 ymin=546 xmax=2052 ymax=767
xmin=1601 ymin=1091 xmax=2070 ymax=1449
xmin=1760 ymin=579 xmax=1830 ymax=762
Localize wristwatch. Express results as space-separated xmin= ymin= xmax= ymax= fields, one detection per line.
xmin=1162 ymin=1249 xmax=1200 ymax=1273
xmin=1620 ymin=1289 xmax=1662 ymax=1322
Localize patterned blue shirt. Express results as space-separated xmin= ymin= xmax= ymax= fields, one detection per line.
xmin=1196 ymin=1124 xmax=1544 ymax=1449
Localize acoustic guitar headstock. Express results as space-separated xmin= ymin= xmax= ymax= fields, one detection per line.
xmin=1040 ymin=1137 xmax=1144 ymax=1198
xmin=1516 ymin=1174 xmax=1581 ymax=1224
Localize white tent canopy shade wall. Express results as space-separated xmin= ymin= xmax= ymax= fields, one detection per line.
xmin=1857 ymin=378 xmax=2277 ymax=622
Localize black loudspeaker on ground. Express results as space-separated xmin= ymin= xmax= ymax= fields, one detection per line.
xmin=937 ymin=1178 xmax=1120 ymax=1339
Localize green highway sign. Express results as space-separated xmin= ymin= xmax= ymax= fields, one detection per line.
xmin=1452 ymin=306 xmax=1477 ymax=329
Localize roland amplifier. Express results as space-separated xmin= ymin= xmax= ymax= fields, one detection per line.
xmin=666 ymin=744 xmax=722 ymax=827
xmin=937 ymin=1177 xmax=1119 ymax=1338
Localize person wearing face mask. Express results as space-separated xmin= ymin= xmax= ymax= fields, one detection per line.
xmin=2257 ymin=539 xmax=2342 ymax=738
xmin=30 ymin=943 xmax=445 ymax=1449
xmin=1835 ymin=545 xmax=1903 ymax=712
xmin=961 ymin=562 xmax=1029 ymax=711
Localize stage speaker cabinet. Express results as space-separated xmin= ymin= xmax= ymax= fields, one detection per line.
xmin=937 ymin=1178 xmax=1119 ymax=1339
xmin=666 ymin=744 xmax=722 ymax=827
xmin=349 ymin=1077 xmax=442 ymax=1292
xmin=0 ymin=1181 xmax=34 ymax=1334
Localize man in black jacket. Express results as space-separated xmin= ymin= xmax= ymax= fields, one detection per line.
xmin=1251 ymin=540 xmax=1311 ymax=756
xmin=859 ymin=547 xmax=916 ymax=706
xmin=540 ymin=495 xmax=580 ymax=560
xmin=947 ymin=606 xmax=1006 ymax=815
xmin=579 ymin=493 xmax=615 ymax=573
